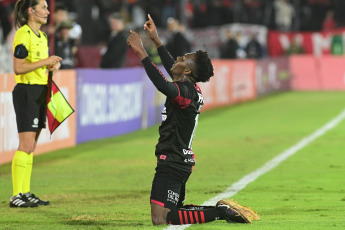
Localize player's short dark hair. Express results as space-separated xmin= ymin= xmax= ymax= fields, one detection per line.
xmin=194 ymin=50 xmax=214 ymax=83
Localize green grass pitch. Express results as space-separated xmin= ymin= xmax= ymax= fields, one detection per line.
xmin=0 ymin=91 xmax=345 ymax=229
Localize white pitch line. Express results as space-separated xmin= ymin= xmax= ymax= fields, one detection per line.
xmin=164 ymin=108 xmax=345 ymax=230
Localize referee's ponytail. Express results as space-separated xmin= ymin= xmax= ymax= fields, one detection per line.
xmin=14 ymin=0 xmax=39 ymax=29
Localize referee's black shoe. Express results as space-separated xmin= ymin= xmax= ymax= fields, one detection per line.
xmin=9 ymin=193 xmax=38 ymax=208
xmin=24 ymin=192 xmax=50 ymax=206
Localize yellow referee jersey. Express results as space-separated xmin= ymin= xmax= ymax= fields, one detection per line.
xmin=13 ymin=24 xmax=49 ymax=85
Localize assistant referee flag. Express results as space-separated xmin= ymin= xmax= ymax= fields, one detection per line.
xmin=46 ymin=72 xmax=74 ymax=134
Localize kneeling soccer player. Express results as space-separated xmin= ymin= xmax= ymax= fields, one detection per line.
xmin=127 ymin=14 xmax=259 ymax=225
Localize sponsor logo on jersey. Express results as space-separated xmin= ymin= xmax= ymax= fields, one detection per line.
xmin=162 ymin=115 xmax=167 ymax=121
xmin=183 ymin=149 xmax=194 ymax=155
xmin=184 ymin=158 xmax=195 ymax=163
xmin=162 ymin=107 xmax=167 ymax=121
xmin=197 ymin=92 xmax=204 ymax=104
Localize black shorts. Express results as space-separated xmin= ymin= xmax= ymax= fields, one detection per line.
xmin=150 ymin=163 xmax=192 ymax=210
xmin=12 ymin=84 xmax=47 ymax=133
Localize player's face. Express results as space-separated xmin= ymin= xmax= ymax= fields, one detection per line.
xmin=171 ymin=53 xmax=196 ymax=81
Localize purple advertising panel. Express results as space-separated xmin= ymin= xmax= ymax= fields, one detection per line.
xmin=77 ymin=68 xmax=146 ymax=143
xmin=76 ymin=67 xmax=168 ymax=144
xmin=255 ymin=57 xmax=290 ymax=96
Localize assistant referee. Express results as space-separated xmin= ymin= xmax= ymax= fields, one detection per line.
xmin=10 ymin=0 xmax=62 ymax=208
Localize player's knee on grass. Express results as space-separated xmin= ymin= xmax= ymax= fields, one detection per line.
xmin=151 ymin=214 xmax=167 ymax=226
xmin=151 ymin=203 xmax=170 ymax=225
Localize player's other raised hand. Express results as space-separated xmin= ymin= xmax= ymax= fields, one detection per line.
xmin=144 ymin=14 xmax=162 ymax=47
xmin=127 ymin=30 xmax=148 ymax=60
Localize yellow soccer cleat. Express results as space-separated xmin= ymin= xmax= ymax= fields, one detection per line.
xmin=216 ymin=199 xmax=260 ymax=221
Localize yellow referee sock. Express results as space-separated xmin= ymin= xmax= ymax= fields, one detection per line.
xmin=22 ymin=152 xmax=33 ymax=194
xmin=12 ymin=151 xmax=29 ymax=196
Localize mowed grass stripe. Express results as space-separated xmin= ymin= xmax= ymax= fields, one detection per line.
xmin=0 ymin=91 xmax=344 ymax=230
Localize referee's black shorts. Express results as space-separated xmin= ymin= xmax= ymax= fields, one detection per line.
xmin=150 ymin=163 xmax=192 ymax=210
xmin=12 ymin=84 xmax=47 ymax=133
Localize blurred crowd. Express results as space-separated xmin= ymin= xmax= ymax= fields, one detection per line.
xmin=1 ymin=0 xmax=345 ymax=71
xmin=51 ymin=0 xmax=344 ymax=43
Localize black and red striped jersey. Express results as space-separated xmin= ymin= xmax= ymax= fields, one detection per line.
xmin=156 ymin=80 xmax=204 ymax=167
xmin=141 ymin=45 xmax=204 ymax=170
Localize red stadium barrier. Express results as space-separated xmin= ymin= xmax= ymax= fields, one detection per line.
xmin=290 ymin=55 xmax=345 ymax=90
xmin=199 ymin=59 xmax=257 ymax=110
xmin=290 ymin=55 xmax=322 ymax=90
xmin=318 ymin=56 xmax=345 ymax=90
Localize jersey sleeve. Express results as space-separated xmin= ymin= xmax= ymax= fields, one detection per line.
xmin=13 ymin=28 xmax=31 ymax=58
xmin=142 ymin=56 xmax=179 ymax=98
xmin=157 ymin=45 xmax=175 ymax=79
xmin=170 ymin=82 xmax=195 ymax=109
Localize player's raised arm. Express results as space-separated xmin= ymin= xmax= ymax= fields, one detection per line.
xmin=144 ymin=14 xmax=162 ymax=48
xmin=127 ymin=30 xmax=178 ymax=98
xmin=144 ymin=14 xmax=175 ymax=78
xmin=127 ymin=30 xmax=148 ymax=60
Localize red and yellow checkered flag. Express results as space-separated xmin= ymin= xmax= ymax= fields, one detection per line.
xmin=46 ymin=72 xmax=74 ymax=134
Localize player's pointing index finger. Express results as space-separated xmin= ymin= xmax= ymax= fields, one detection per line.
xmin=148 ymin=14 xmax=153 ymax=23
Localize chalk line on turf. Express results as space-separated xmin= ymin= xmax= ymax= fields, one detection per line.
xmin=164 ymin=108 xmax=345 ymax=230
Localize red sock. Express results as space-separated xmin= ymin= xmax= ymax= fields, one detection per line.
xmin=167 ymin=206 xmax=221 ymax=225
